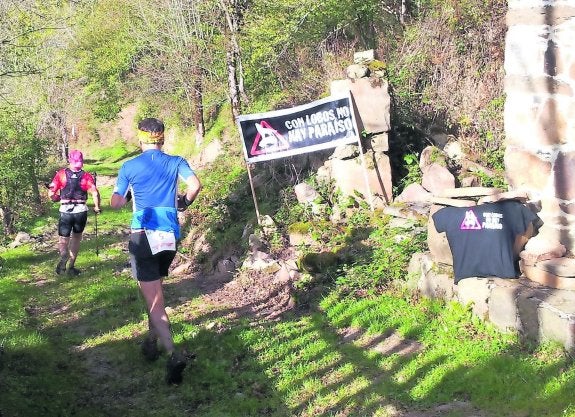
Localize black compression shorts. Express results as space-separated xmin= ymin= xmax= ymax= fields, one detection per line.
xmin=58 ymin=211 xmax=88 ymax=237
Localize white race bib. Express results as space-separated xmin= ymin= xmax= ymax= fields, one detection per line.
xmin=145 ymin=230 xmax=176 ymax=255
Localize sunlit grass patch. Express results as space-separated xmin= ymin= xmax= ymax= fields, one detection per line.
xmin=87 ymin=141 xmax=138 ymax=164
xmin=81 ymin=321 xmax=146 ymax=348
xmin=2 ymin=138 xmax=575 ymax=417
xmin=3 ymin=330 xmax=47 ymax=350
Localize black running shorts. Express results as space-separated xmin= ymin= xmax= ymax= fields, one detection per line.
xmin=128 ymin=232 xmax=176 ymax=282
xmin=58 ymin=211 xmax=88 ymax=237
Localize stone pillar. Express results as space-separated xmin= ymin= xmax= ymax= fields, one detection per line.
xmin=328 ymin=77 xmax=393 ymax=207
xmin=505 ymin=0 xmax=575 ymax=252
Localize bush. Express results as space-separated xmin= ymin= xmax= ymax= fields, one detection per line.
xmin=335 ymin=216 xmax=427 ymax=295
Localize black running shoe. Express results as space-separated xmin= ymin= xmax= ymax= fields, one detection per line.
xmin=141 ymin=337 xmax=160 ymax=362
xmin=67 ymin=267 xmax=81 ymax=276
xmin=55 ymin=260 xmax=67 ymax=275
xmin=165 ymin=352 xmax=187 ymax=385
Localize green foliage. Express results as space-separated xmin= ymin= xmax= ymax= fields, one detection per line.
xmin=287 ymin=221 xmax=312 ymax=235
xmin=204 ymin=106 xmax=232 ymax=144
xmin=397 ymin=153 xmax=423 ymax=192
xmin=0 ymin=2 xmax=65 ymax=79
xmin=126 ymin=0 xmax=225 ymax=132
xmin=387 ymin=0 xmax=506 ymax=168
xmin=334 ymin=216 xmax=427 ymax=294
xmin=167 ymin=125 xmax=199 ymax=159
xmin=72 ymin=0 xmax=143 ymax=121
xmin=242 ymin=0 xmax=402 ymax=102
xmin=0 ymin=107 xmax=50 ymax=235
xmin=474 ymin=168 xmax=507 ymax=189
xmin=274 ymin=189 xmax=314 ymax=226
xmin=475 ymin=95 xmax=506 ymax=168
xmin=184 ymin=152 xmax=251 ymax=264
xmin=89 ymin=141 xmax=135 ymax=163
xmin=368 ymin=59 xmax=386 ymax=72
xmin=133 ymin=101 xmax=161 ymax=126
xmin=318 ymin=292 xmax=575 ymax=415
xmin=2 ymin=223 xmax=575 ymax=416
xmin=246 ymin=92 xmax=291 ymax=114
xmin=1 ymin=57 xmax=575 ymax=415
xmin=200 ymin=102 xmax=238 ymax=158
xmin=346 ymin=209 xmax=371 ymax=228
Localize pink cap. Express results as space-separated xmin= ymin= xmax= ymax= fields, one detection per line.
xmin=68 ymin=150 xmax=84 ymax=170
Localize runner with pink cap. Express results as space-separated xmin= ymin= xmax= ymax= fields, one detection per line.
xmin=48 ymin=150 xmax=101 ymax=276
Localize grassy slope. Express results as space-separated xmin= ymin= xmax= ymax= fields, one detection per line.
xmin=1 ymin=148 xmax=575 ymax=417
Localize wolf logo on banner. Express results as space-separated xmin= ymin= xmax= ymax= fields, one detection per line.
xmin=250 ymin=121 xmax=290 ymax=156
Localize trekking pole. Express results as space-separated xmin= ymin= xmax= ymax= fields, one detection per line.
xmin=94 ymin=172 xmax=99 ymax=256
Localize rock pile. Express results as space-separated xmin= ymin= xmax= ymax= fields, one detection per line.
xmin=393 ymin=141 xmax=575 ymax=291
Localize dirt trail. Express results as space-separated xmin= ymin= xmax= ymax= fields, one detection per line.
xmin=165 ymin=258 xmax=490 ymax=417
xmin=93 ymin=174 xmax=117 ymax=187
xmin=29 ymin=207 xmax=489 ymax=417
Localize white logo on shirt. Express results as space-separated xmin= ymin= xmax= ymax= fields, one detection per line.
xmin=482 ymin=212 xmax=503 ymax=230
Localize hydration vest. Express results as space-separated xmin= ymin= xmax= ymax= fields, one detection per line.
xmin=61 ymin=169 xmax=87 ymax=202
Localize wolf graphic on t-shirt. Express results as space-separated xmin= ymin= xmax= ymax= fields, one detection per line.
xmin=460 ymin=209 xmax=482 ymax=230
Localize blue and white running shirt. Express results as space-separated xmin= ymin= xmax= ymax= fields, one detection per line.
xmin=113 ymin=149 xmax=195 ymax=239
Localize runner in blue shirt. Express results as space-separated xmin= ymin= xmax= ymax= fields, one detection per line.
xmin=111 ymin=117 xmax=201 ymax=385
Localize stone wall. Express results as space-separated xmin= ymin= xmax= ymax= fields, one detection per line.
xmin=407 ymin=253 xmax=575 ymax=352
xmin=504 ymin=0 xmax=575 ymax=252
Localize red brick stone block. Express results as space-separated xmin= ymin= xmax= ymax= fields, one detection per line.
xmin=521 ymin=258 xmax=575 ymax=290
xmin=554 ymin=151 xmax=575 ymax=200
xmin=504 ymin=147 xmax=551 ymax=191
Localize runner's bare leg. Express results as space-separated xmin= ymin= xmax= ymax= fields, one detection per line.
xmin=57 ymin=236 xmax=70 ymax=270
xmin=59 ymin=237 xmax=70 ymax=259
xmin=68 ymin=232 xmax=82 ymax=269
xmin=138 ymin=280 xmax=174 ymax=354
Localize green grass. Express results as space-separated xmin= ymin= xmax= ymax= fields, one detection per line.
xmin=2 ymin=226 xmax=575 ymax=416
xmin=1 ymin=144 xmax=575 ymax=417
xmin=82 ymin=141 xmax=140 ymax=176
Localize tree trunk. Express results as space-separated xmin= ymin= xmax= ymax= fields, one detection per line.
xmin=237 ymin=47 xmax=249 ymax=105
xmin=52 ymin=112 xmax=69 ymax=161
xmin=401 ymin=0 xmax=406 ymax=24
xmin=220 ymin=0 xmax=247 ymax=120
xmin=193 ymin=75 xmax=205 ymax=147
xmin=0 ymin=206 xmax=15 ymax=235
xmin=226 ymin=49 xmax=240 ymax=120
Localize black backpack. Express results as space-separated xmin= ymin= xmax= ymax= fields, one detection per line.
xmin=61 ymin=169 xmax=87 ymax=202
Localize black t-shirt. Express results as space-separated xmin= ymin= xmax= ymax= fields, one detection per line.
xmin=432 ymin=201 xmax=536 ymax=283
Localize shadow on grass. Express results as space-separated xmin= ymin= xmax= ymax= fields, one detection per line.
xmin=3 ymin=236 xmax=575 ymax=417
xmin=0 ymin=243 xmax=290 ymax=417
xmin=191 ymin=294 xmax=575 ymax=416
xmin=3 ymin=159 xmax=575 ymax=416
xmin=162 ymin=255 xmax=575 ymax=417
xmin=1 ymin=299 xmax=290 ymax=417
